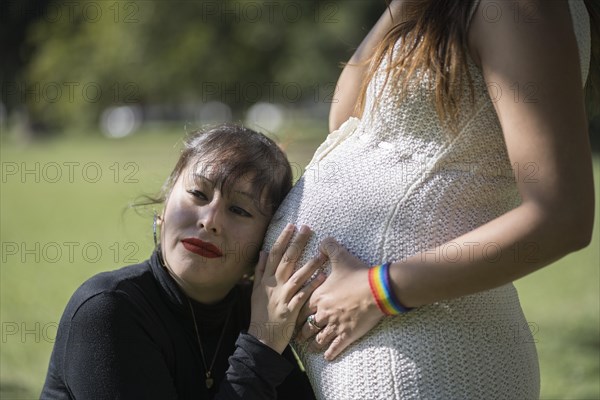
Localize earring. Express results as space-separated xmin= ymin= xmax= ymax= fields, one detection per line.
xmin=153 ymin=212 xmax=159 ymax=248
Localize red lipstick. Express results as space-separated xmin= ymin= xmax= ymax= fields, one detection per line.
xmin=181 ymin=238 xmax=223 ymax=258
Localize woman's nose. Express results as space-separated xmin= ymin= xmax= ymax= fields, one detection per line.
xmin=198 ymin=199 xmax=223 ymax=234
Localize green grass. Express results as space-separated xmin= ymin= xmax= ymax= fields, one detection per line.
xmin=1 ymin=122 xmax=598 ymax=399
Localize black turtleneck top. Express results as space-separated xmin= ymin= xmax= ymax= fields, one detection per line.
xmin=40 ymin=251 xmax=316 ymax=399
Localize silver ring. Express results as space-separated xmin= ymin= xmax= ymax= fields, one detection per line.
xmin=307 ymin=314 xmax=323 ymax=331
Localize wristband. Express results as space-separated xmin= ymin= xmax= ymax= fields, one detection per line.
xmin=368 ymin=262 xmax=412 ymax=315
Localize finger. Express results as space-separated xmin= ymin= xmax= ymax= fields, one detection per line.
xmin=318 ymin=237 xmax=343 ymax=262
xmin=296 ymin=302 xmax=316 ymax=333
xmin=253 ymin=251 xmax=267 ymax=290
xmin=285 ymin=252 xmax=326 ymax=296
xmin=265 ymin=223 xmax=295 ymax=276
xmin=296 ymin=309 xmax=326 ymax=342
xmin=276 ymin=224 xmax=312 ymax=281
xmin=319 ymin=238 xmax=363 ymax=275
xmin=287 ymin=271 xmax=325 ymax=312
xmin=324 ymin=331 xmax=352 ymax=361
xmin=309 ymin=324 xmax=337 ymax=352
xmin=296 ymin=282 xmax=323 ymax=330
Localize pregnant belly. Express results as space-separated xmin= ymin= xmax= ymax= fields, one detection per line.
xmin=263 ymin=137 xmax=518 ymax=272
xmin=262 ymin=139 xmax=424 ymax=270
xmin=263 ymin=139 xmax=535 ymax=399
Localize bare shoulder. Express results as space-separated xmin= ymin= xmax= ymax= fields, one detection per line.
xmin=468 ymin=0 xmax=576 ymax=70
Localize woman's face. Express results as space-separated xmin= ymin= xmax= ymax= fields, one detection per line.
xmin=160 ymin=164 xmax=271 ymax=303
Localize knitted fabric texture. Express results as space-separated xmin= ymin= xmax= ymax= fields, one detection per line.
xmin=263 ymin=1 xmax=591 ymax=398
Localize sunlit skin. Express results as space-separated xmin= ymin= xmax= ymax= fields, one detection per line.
xmin=159 ymin=166 xmax=271 ymax=304
xmin=157 ymin=163 xmax=326 ymax=353
xmin=300 ymin=0 xmax=594 ymax=361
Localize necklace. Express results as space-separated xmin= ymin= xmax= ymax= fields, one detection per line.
xmin=187 ymin=297 xmax=233 ymax=389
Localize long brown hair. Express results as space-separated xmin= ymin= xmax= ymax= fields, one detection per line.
xmin=356 ymin=0 xmax=600 ymax=128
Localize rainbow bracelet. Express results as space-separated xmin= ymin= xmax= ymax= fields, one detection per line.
xmin=368 ymin=262 xmax=412 ymax=315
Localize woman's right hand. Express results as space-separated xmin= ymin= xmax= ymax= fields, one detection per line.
xmin=295 ymin=238 xmax=384 ymax=361
xmin=249 ymin=224 xmax=326 ymax=354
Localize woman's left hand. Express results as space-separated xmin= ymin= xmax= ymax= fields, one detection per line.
xmin=295 ymin=237 xmax=385 ymax=360
xmin=249 ymin=224 xmax=326 ymax=354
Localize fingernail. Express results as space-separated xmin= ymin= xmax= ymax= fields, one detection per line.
xmin=299 ymin=224 xmax=310 ymax=234
xmin=286 ymin=223 xmax=295 ymax=231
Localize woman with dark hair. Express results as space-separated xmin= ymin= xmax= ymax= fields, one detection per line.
xmin=263 ymin=0 xmax=597 ymax=398
xmin=41 ymin=124 xmax=320 ymax=399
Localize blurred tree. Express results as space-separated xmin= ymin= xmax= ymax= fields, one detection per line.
xmin=14 ymin=0 xmax=381 ymax=132
xmin=1 ymin=0 xmax=53 ymax=135
xmin=12 ymin=0 xmax=598 ymax=144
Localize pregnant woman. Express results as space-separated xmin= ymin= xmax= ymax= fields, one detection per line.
xmin=263 ymin=0 xmax=596 ymax=398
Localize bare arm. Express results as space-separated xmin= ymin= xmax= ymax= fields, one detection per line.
xmin=390 ymin=0 xmax=594 ymax=307
xmin=329 ymin=0 xmax=406 ymax=133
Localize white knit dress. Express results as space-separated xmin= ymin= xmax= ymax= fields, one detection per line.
xmin=263 ymin=1 xmax=591 ymax=398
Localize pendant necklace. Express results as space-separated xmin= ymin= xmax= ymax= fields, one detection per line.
xmin=187 ymin=297 xmax=233 ymax=389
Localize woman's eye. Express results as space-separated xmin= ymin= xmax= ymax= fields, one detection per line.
xmin=230 ymin=206 xmax=252 ymax=217
xmin=187 ymin=190 xmax=207 ymax=200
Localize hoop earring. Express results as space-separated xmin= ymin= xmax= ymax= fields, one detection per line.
xmin=153 ymin=212 xmax=159 ymax=248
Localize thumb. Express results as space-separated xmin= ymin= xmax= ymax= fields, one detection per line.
xmin=320 ymin=238 xmax=363 ymax=274
xmin=253 ymin=251 xmax=267 ymax=289
xmin=319 ymin=237 xmax=344 ymax=262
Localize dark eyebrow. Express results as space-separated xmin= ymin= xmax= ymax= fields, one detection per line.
xmin=194 ymin=173 xmax=259 ymax=207
xmin=232 ymin=190 xmax=254 ymax=201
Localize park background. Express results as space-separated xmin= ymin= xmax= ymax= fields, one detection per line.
xmin=1 ymin=0 xmax=599 ymax=398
